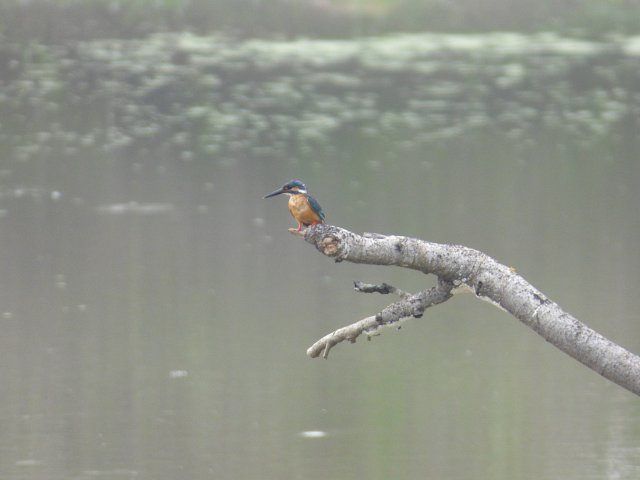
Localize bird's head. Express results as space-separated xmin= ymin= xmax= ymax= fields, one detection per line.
xmin=264 ymin=179 xmax=307 ymax=198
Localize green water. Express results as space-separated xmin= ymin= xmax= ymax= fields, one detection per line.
xmin=0 ymin=32 xmax=639 ymax=480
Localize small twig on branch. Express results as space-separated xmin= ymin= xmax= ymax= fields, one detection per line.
xmin=353 ymin=281 xmax=408 ymax=297
xmin=307 ymin=315 xmax=378 ymax=359
xmin=307 ymin=280 xmax=454 ymax=359
xmin=294 ymin=224 xmax=640 ymax=397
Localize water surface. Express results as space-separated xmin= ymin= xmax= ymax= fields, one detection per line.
xmin=1 ymin=32 xmax=639 ymax=480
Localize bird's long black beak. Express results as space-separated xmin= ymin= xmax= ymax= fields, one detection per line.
xmin=264 ymin=188 xmax=285 ymax=199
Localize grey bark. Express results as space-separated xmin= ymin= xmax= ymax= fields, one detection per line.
xmin=301 ymin=224 xmax=640 ymax=397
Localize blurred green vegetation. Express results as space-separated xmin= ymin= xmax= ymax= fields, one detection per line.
xmin=2 ymin=32 xmax=638 ymax=177
xmin=0 ymin=0 xmax=639 ymax=44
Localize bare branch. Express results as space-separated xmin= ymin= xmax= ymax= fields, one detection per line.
xmin=307 ymin=280 xmax=454 ymax=358
xmin=301 ymin=224 xmax=640 ymax=397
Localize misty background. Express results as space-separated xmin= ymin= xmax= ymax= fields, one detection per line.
xmin=1 ymin=1 xmax=639 ymax=479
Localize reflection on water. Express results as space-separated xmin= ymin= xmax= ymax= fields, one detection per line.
xmin=2 ymin=32 xmax=639 ymax=168
xmin=0 ymin=32 xmax=639 ymax=480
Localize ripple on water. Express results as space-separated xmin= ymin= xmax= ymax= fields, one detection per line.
xmin=95 ymin=202 xmax=178 ymax=215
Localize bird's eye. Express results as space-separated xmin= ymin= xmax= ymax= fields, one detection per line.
xmin=283 ymin=185 xmax=290 ymax=190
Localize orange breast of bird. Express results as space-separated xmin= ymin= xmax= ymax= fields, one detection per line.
xmin=288 ymin=194 xmax=323 ymax=226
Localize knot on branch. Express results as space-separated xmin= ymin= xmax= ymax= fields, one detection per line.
xmin=321 ymin=235 xmax=340 ymax=256
xmin=410 ymin=298 xmax=425 ymax=318
xmin=304 ymin=224 xmax=350 ymax=261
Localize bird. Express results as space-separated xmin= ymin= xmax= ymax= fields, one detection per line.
xmin=264 ymin=179 xmax=326 ymax=232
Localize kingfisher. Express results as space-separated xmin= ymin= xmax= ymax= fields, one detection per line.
xmin=264 ymin=179 xmax=326 ymax=231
